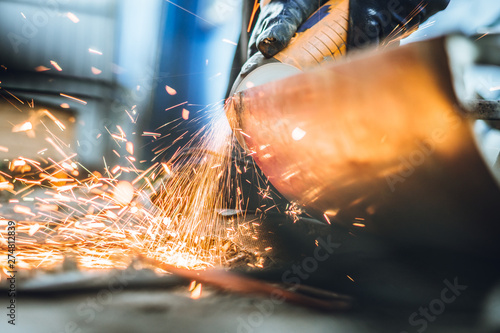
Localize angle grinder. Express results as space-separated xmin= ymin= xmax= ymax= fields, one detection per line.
xmin=231 ymin=0 xmax=350 ymax=95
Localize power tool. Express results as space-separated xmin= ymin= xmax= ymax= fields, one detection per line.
xmin=231 ymin=0 xmax=350 ymax=94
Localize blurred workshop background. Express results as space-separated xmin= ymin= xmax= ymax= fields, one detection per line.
xmin=0 ymin=0 xmax=241 ymax=173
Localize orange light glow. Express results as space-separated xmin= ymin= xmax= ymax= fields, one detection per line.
xmin=182 ymin=108 xmax=190 ymax=120
xmin=165 ymin=85 xmax=177 ymax=95
xmin=190 ymin=283 xmax=202 ymax=299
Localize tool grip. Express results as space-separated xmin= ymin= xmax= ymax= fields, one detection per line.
xmin=273 ymin=0 xmax=349 ymax=70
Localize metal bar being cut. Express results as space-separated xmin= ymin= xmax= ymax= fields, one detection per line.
xmin=227 ymin=36 xmax=500 ymax=254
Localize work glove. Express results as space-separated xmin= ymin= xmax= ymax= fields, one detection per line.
xmin=248 ymin=0 xmax=328 ymax=59
xmin=237 ymin=0 xmax=328 ymax=90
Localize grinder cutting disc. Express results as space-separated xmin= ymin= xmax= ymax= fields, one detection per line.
xmin=232 ymin=62 xmax=301 ymax=94
xmin=229 ymin=63 xmax=302 ymax=151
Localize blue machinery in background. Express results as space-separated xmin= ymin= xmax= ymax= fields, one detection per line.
xmin=145 ymin=0 xmax=240 ymax=162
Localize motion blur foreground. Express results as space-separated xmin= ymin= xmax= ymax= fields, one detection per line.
xmin=1 ymin=1 xmax=500 ymax=333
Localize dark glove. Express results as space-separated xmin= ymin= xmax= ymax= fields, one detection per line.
xmin=230 ymin=0 xmax=327 ymax=94
xmin=348 ymin=0 xmax=451 ymax=50
xmin=248 ymin=0 xmax=328 ymax=58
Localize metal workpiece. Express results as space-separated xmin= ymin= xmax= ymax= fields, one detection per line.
xmin=227 ymin=36 xmax=500 ymax=254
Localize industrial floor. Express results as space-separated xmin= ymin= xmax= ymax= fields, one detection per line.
xmin=1 ymin=212 xmax=499 ymax=333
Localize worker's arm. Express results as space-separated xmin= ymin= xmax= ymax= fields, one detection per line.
xmin=250 ymin=0 xmax=451 ymax=59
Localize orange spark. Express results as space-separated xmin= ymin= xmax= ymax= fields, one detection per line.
xmin=165 ymin=85 xmax=177 ymax=95
xmin=111 ymin=134 xmax=127 ymax=142
xmin=126 ymin=142 xmax=134 ymax=155
xmin=60 ymin=93 xmax=87 ymax=105
xmin=131 ymin=163 xmax=159 ymax=185
xmin=46 ymin=138 xmax=69 ymax=159
xmin=182 ymin=108 xmax=190 ymax=120
xmin=66 ymin=12 xmax=80 ymax=23
xmin=113 ymin=181 xmax=134 ymax=205
xmin=50 ymin=60 xmax=63 ymax=71
xmin=248 ymin=0 xmax=260 ymax=32
xmin=12 ymin=121 xmax=33 ymax=132
xmin=28 ymin=224 xmax=41 ymax=236
xmin=91 ymin=67 xmax=102 ymax=75
xmin=41 ymin=109 xmax=66 ymax=131
xmin=165 ymin=101 xmax=187 ymax=112
xmin=190 ymin=283 xmax=202 ymax=299
xmin=111 ymin=166 xmax=121 ymax=174
xmin=12 ymin=160 xmax=27 ymax=167
xmin=13 ymin=205 xmax=36 ymax=216
xmin=116 ymin=125 xmax=126 ymax=138
xmin=142 ymin=132 xmax=161 ymax=137
xmin=35 ymin=66 xmax=51 ymax=72
xmin=0 ymin=182 xmax=13 ymax=191
xmin=161 ymin=163 xmax=172 ymax=176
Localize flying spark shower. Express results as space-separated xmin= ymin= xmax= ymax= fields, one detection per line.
xmin=0 ymin=87 xmax=275 ymax=279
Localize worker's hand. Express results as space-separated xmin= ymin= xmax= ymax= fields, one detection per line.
xmin=249 ymin=0 xmax=328 ymax=58
xmin=348 ymin=0 xmax=450 ymax=50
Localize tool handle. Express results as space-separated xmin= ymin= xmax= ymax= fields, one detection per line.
xmin=273 ymin=0 xmax=349 ymax=70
